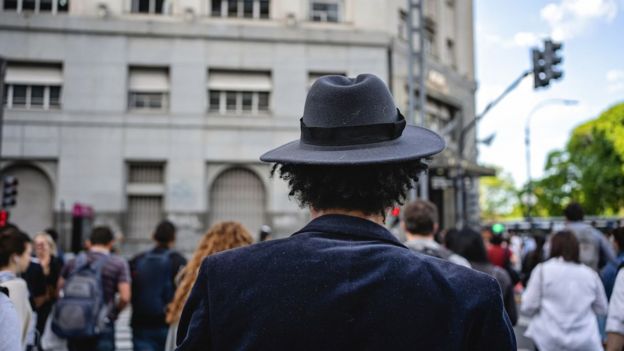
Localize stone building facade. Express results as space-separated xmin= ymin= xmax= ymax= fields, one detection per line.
xmin=0 ymin=0 xmax=486 ymax=255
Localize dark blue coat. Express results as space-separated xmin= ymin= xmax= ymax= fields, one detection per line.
xmin=176 ymin=215 xmax=516 ymax=350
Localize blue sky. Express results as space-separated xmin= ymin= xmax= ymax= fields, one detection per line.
xmin=475 ymin=0 xmax=624 ymax=187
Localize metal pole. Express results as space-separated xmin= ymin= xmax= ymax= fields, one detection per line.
xmin=417 ymin=0 xmax=428 ymax=200
xmin=407 ymin=0 xmax=417 ymax=200
xmin=525 ymin=121 xmax=532 ymax=222
xmin=460 ymin=70 xmax=531 ymax=142
xmin=524 ymin=98 xmax=578 ymax=222
xmin=0 ymin=58 xmax=6 ymax=166
xmin=456 ymin=69 xmax=531 ymax=227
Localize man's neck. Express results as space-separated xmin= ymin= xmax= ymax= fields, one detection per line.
xmin=90 ymin=245 xmax=111 ymax=254
xmin=311 ymin=208 xmax=385 ymax=226
xmin=405 ymin=233 xmax=435 ymax=241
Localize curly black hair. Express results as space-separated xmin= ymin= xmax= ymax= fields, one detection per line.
xmin=271 ymin=161 xmax=428 ymax=216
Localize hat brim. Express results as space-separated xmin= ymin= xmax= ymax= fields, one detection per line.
xmin=260 ymin=125 xmax=446 ymax=165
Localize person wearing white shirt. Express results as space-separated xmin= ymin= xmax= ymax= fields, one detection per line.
xmin=607 ymin=269 xmax=624 ymax=351
xmin=0 ymin=227 xmax=35 ymax=351
xmin=522 ymin=230 xmax=608 ymax=351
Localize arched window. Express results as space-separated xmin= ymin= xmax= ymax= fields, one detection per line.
xmin=209 ymin=167 xmax=266 ymax=239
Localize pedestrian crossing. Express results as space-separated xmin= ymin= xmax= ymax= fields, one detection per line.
xmin=115 ymin=307 xmax=133 ymax=351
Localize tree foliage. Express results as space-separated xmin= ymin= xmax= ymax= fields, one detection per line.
xmin=532 ymin=102 xmax=624 ymax=215
xmin=479 ymin=168 xmax=522 ymax=221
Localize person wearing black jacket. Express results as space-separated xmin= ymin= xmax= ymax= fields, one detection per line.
xmin=175 ymin=74 xmax=516 ymax=350
xmin=446 ymin=228 xmax=518 ymax=326
xmin=130 ymin=220 xmax=186 ymax=351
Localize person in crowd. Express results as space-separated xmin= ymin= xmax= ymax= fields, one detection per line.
xmin=487 ymin=227 xmax=521 ymax=285
xmin=401 ymin=200 xmax=470 ymax=267
xmin=606 ymin=269 xmax=624 ymax=351
xmin=602 ymin=227 xmax=624 ymax=299
xmin=29 ymin=232 xmax=64 ymax=335
xmin=59 ymin=226 xmax=131 ymax=351
xmin=0 ymin=226 xmax=35 ymax=348
xmin=164 ymin=221 xmax=252 ymax=351
xmin=130 ymin=220 xmax=187 ymax=351
xmin=44 ymin=227 xmax=65 ymax=263
xmin=564 ymin=202 xmax=615 ymax=271
xmin=258 ymin=225 xmax=272 ymax=242
xmin=446 ymin=227 xmax=518 ymax=326
xmin=0 ymin=285 xmax=22 ymax=351
xmin=487 ymin=229 xmax=513 ymax=268
xmin=521 ymin=234 xmax=546 ymax=287
xmin=174 ymin=74 xmax=516 ymax=350
xmin=522 ymin=230 xmax=608 ymax=351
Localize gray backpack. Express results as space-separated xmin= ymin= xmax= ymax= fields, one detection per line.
xmin=572 ymin=225 xmax=600 ymax=271
xmin=52 ymin=253 xmax=111 ymax=338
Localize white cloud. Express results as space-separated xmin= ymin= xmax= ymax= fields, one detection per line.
xmin=607 ymin=69 xmax=624 ymax=93
xmin=513 ymin=32 xmax=542 ymax=47
xmin=540 ymin=0 xmax=619 ymax=40
xmin=482 ymin=31 xmax=546 ymax=49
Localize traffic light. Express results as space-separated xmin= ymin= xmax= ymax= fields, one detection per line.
xmin=531 ymin=39 xmax=564 ymax=89
xmin=532 ymin=48 xmax=549 ymax=88
xmin=2 ymin=176 xmax=18 ymax=208
xmin=0 ymin=209 xmax=8 ymax=227
xmin=543 ymin=39 xmax=564 ymax=82
xmin=387 ymin=206 xmax=401 ymax=228
xmin=491 ymin=223 xmax=505 ymax=235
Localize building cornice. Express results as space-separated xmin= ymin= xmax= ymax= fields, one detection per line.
xmin=0 ymin=13 xmax=391 ymax=47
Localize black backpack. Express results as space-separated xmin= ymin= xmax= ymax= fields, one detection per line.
xmin=52 ymin=253 xmax=111 ymax=338
xmin=132 ymin=250 xmax=174 ymax=319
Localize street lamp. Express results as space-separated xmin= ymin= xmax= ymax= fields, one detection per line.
xmin=525 ymin=98 xmax=579 ymax=222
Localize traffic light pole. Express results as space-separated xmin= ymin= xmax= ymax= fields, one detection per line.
xmin=460 ymin=69 xmax=531 ymax=144
xmin=406 ymin=0 xmax=428 ymax=200
xmin=455 ymin=69 xmax=531 ymax=227
xmin=0 ymin=58 xmax=5 ymax=166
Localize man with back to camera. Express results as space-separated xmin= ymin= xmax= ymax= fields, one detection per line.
xmin=564 ymin=202 xmax=615 ymax=271
xmin=401 ymin=199 xmax=470 ymax=267
xmin=130 ymin=220 xmax=187 ymax=351
xmin=58 ymin=226 xmax=131 ymax=351
xmin=175 ymin=74 xmax=516 ymax=350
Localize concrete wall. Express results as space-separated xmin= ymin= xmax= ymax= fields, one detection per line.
xmin=0 ymin=0 xmax=480 ymax=250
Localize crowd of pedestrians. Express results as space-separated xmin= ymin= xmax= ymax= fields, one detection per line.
xmin=2 ymin=74 xmax=624 ymax=350
xmin=0 ymin=219 xmax=253 ymax=351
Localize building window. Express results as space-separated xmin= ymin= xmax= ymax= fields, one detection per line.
xmin=210 ymin=0 xmax=269 ymax=19
xmin=131 ymin=0 xmax=164 ymax=14
xmin=398 ymin=9 xmax=408 ymax=41
xmin=1 ymin=0 xmax=68 ymax=13
xmin=424 ymin=25 xmax=437 ymax=58
xmin=310 ymin=1 xmax=340 ymax=22
xmin=446 ymin=38 xmax=456 ymax=69
xmin=3 ymin=63 xmax=63 ymax=110
xmin=128 ymin=67 xmax=169 ymax=111
xmin=207 ymin=70 xmax=271 ymax=114
xmin=425 ymin=97 xmax=457 ymax=143
xmin=126 ymin=162 xmax=165 ymax=240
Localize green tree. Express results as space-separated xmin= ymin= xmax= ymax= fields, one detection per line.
xmin=479 ymin=168 xmax=522 ymax=221
xmin=533 ymin=102 xmax=624 ymax=215
xmin=531 ymin=150 xmax=579 ymax=216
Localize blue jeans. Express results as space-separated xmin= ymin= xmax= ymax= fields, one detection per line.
xmin=132 ymin=326 xmax=168 ymax=351
xmin=67 ymin=322 xmax=115 ymax=351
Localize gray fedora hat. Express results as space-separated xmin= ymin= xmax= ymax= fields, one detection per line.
xmin=260 ymin=74 xmax=445 ymax=165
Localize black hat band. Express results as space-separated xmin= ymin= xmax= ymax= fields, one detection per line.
xmin=300 ymin=110 xmax=407 ymax=147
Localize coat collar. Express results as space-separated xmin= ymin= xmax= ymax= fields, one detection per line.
xmin=292 ymin=214 xmax=407 ymax=248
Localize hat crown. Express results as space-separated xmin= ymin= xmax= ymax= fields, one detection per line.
xmin=303 ymin=74 xmax=397 ymax=127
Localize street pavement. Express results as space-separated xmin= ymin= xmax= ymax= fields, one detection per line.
xmin=515 ymin=313 xmax=535 ymax=351
xmin=115 ymin=308 xmax=132 ymax=351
